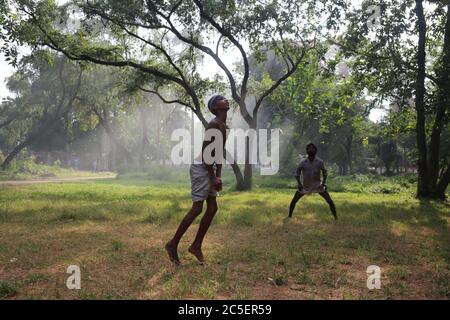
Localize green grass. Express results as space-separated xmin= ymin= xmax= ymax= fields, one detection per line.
xmin=0 ymin=175 xmax=448 ymax=299
xmin=0 ymin=159 xmax=114 ymax=181
xmin=118 ymin=168 xmax=421 ymax=195
xmin=0 ymin=281 xmax=17 ymax=298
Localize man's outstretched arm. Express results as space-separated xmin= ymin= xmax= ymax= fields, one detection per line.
xmin=321 ymin=161 xmax=328 ymax=186
xmin=295 ymin=165 xmax=303 ymax=190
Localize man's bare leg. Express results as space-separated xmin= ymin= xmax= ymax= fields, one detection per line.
xmin=166 ymin=201 xmax=204 ymax=265
xmin=289 ymin=191 xmax=304 ymax=218
xmin=319 ymin=190 xmax=337 ymax=220
xmin=189 ymin=195 xmax=218 ymax=263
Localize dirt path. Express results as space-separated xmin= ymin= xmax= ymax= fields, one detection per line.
xmin=0 ymin=175 xmax=117 ymax=186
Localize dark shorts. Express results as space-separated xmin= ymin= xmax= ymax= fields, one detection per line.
xmin=297 ymin=184 xmax=326 ymax=194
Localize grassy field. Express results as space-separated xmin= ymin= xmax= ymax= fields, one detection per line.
xmin=0 ymin=159 xmax=114 ymax=181
xmin=0 ymin=174 xmax=449 ymax=300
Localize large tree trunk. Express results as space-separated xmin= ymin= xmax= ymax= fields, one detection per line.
xmin=231 ymin=162 xmax=245 ymax=190
xmin=1 ymin=59 xmax=81 ymax=170
xmin=428 ymin=4 xmax=450 ymax=199
xmin=346 ymin=134 xmax=353 ymax=174
xmin=1 ymin=117 xmax=61 ymax=169
xmin=222 ymin=149 xmax=245 ymax=189
xmin=436 ymin=166 xmax=450 ymax=199
xmin=413 ymin=2 xmax=450 ymax=200
xmin=1 ymin=140 xmax=31 ymax=169
xmin=414 ymin=0 xmax=430 ymax=198
xmin=242 ymin=121 xmax=257 ymax=190
xmin=156 ymin=106 xmax=161 ymax=164
xmin=139 ymin=106 xmax=149 ymax=170
xmin=243 ymin=135 xmax=253 ymax=190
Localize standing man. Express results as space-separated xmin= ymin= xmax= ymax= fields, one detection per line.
xmin=288 ymin=143 xmax=337 ymax=220
xmin=166 ymin=95 xmax=229 ymax=265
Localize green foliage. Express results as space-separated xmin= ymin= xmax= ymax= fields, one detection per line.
xmin=338 ymin=0 xmax=450 ymax=196
xmin=0 ymin=281 xmax=17 ymax=298
xmin=1 ymin=0 xmax=447 ymax=194
xmin=328 ymin=174 xmax=416 ymax=194
xmin=0 ymin=157 xmax=63 ymax=180
xmin=0 ymin=53 xmax=84 ymax=167
xmin=111 ymin=240 xmax=123 ymax=251
xmin=0 ymin=156 xmax=111 ymax=180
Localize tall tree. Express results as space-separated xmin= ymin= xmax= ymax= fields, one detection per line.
xmin=0 ymin=53 xmax=82 ymax=169
xmin=0 ymin=0 xmax=341 ymax=189
xmin=336 ymin=0 xmax=449 ymax=199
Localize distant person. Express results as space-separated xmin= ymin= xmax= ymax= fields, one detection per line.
xmin=72 ymin=156 xmax=80 ymax=170
xmin=165 ymin=95 xmax=230 ymax=265
xmin=288 ymin=143 xmax=337 ymax=220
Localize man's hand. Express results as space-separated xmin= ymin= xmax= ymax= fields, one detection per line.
xmin=297 ymin=183 xmax=304 ymax=192
xmin=213 ymin=177 xmax=223 ymax=191
xmin=321 ymin=183 xmax=327 ymax=191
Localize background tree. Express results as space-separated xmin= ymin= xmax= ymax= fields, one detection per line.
xmin=336 ymin=0 xmax=449 ymax=199
xmin=0 ymin=0 xmax=346 ymax=189
xmin=0 ymin=53 xmax=82 ymax=169
xmin=270 ymin=49 xmax=374 ymax=176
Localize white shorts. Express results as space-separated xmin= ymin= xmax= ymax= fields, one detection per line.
xmin=190 ymin=163 xmax=218 ymax=202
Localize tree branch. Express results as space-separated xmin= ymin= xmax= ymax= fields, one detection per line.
xmin=192 ymin=0 xmax=250 ymax=100
xmin=137 ymin=85 xmax=194 ymax=110
xmin=253 ymin=49 xmax=307 ymax=118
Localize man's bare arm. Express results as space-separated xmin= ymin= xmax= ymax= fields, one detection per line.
xmin=295 ymin=165 xmax=303 ymax=189
xmin=321 ymin=162 xmax=328 ymax=186
xmin=202 ymin=121 xmax=222 ymax=181
xmin=216 ymin=164 xmax=222 ymax=178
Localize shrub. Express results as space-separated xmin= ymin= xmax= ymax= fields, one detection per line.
xmin=0 ymin=281 xmax=17 ymax=298
xmin=370 ymin=184 xmax=403 ymax=194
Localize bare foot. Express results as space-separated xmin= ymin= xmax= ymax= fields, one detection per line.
xmin=165 ymin=241 xmax=180 ymax=265
xmin=188 ymin=245 xmax=205 ymax=264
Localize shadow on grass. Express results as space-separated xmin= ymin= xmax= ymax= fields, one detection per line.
xmin=209 ymin=201 xmax=449 ymax=298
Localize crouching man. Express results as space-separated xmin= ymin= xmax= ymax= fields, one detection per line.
xmin=288 ymin=143 xmax=337 ymax=220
